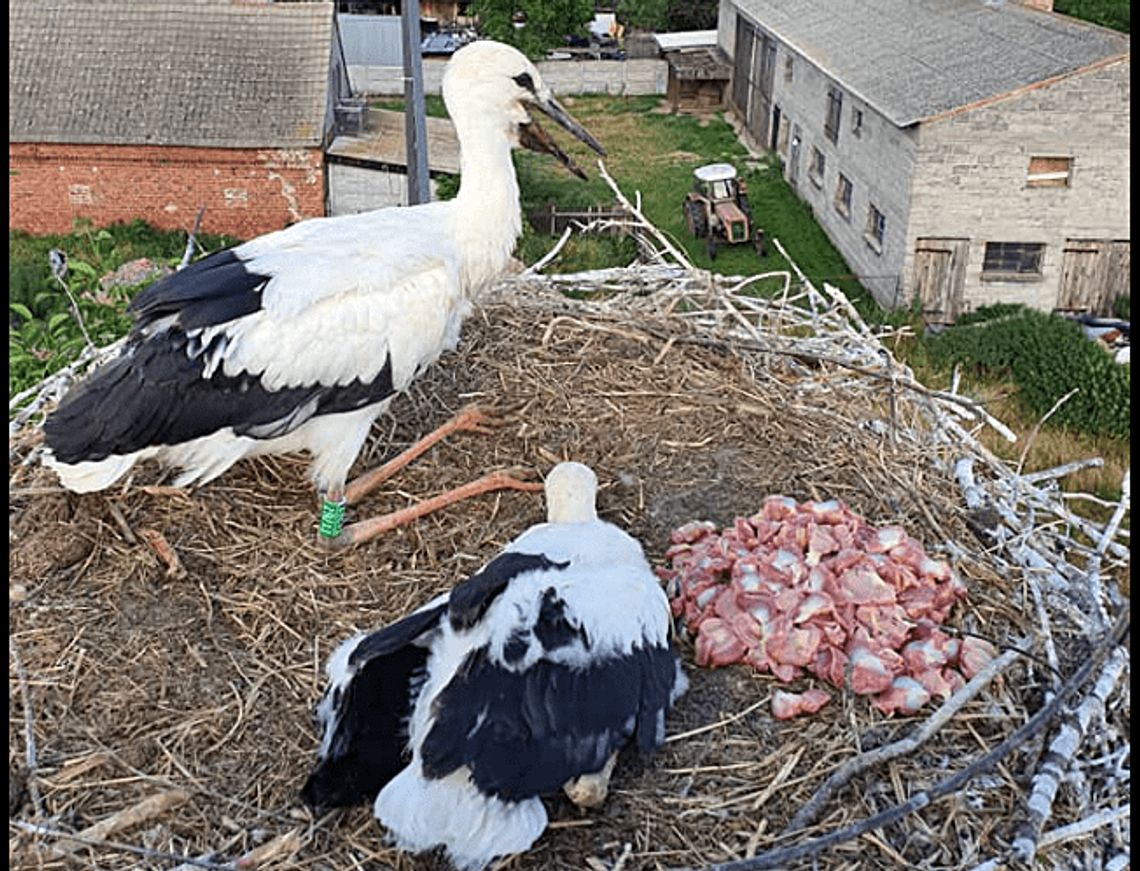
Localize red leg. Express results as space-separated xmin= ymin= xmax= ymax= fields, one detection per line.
xmin=323 ymin=470 xmax=543 ymax=549
xmin=343 ymin=406 xmax=496 ymax=505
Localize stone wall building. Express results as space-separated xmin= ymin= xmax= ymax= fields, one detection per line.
xmin=719 ymin=0 xmax=1130 ymax=320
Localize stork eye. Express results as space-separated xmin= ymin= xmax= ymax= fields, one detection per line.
xmin=512 ymin=72 xmax=536 ymax=93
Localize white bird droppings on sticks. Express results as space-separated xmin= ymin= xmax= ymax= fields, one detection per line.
xmin=301 ymin=462 xmax=688 ymax=871
xmin=41 ymin=40 xmax=605 ymax=547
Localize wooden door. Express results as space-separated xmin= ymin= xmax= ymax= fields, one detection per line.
xmin=1058 ymin=239 xmax=1130 ymax=316
xmin=914 ymin=238 xmax=968 ymax=324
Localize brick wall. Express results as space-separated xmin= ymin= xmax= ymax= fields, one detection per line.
xmin=9 ymin=143 xmax=326 ymax=240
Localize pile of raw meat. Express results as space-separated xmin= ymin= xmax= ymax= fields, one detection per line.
xmin=660 ymin=496 xmax=995 ymax=719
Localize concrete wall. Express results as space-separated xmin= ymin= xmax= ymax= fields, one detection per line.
xmin=721 ymin=3 xmax=915 ymax=307
xmin=9 ymin=143 xmax=325 ymax=238
xmin=327 ymin=162 xmax=442 ymax=215
xmin=769 ymin=45 xmax=916 ymax=308
xmin=905 ymin=57 xmax=1131 ymax=313
xmin=350 ymin=57 xmax=667 ymax=96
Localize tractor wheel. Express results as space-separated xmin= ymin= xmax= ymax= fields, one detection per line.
xmin=684 ymin=200 xmax=707 ymax=239
xmin=737 ymin=193 xmax=752 ymax=220
xmin=706 ymin=234 xmax=718 ymax=261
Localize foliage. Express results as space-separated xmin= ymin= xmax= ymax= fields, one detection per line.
xmin=1053 ymin=0 xmax=1130 ymax=33
xmin=9 ymin=220 xmax=239 ymax=405
xmin=614 ymin=0 xmax=719 ymax=31
xmin=470 ymin=0 xmax=595 ymax=60
xmin=1113 ymin=295 xmax=1129 ymax=320
xmin=927 ymin=306 xmax=1130 ymax=437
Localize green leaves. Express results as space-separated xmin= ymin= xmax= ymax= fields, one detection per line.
xmin=929 ymin=305 xmax=1130 ymax=438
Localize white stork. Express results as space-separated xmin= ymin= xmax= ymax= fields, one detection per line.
xmin=41 ymin=40 xmax=604 ymax=546
xmin=301 ymin=462 xmax=688 ymax=871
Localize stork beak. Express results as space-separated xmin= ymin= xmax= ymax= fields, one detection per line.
xmin=522 ymin=95 xmax=605 ymax=180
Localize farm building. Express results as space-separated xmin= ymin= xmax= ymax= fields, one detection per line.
xmin=718 ymin=0 xmax=1130 ymax=321
xmin=9 ymin=0 xmax=352 ymax=239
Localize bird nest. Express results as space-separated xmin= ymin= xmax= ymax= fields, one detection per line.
xmin=9 ymin=264 xmax=1129 ymax=871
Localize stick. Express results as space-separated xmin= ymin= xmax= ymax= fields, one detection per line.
xmin=1010 ymin=646 xmax=1128 ymax=862
xmin=523 ymin=224 xmax=574 ymax=275
xmin=784 ymin=647 xmax=1022 ymax=833
xmin=180 ymin=204 xmax=207 ymax=270
xmin=596 ymin=159 xmax=694 ymax=270
xmin=1015 ymin=387 xmax=1079 ymax=476
xmin=49 ymin=789 xmax=191 ymax=858
xmin=9 ymin=637 xmax=44 ymax=818
xmin=682 ymin=608 xmax=1128 ymax=871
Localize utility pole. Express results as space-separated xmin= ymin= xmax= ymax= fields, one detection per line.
xmin=402 ymin=0 xmax=430 ymax=205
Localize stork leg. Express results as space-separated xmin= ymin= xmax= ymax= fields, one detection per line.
xmin=317 ymin=406 xmax=542 ymax=548
xmin=322 ymin=469 xmax=542 ymax=549
xmin=343 ymin=406 xmax=497 ymax=505
xmin=562 ymin=751 xmax=620 ymax=809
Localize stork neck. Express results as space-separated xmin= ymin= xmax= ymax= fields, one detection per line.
xmin=452 ymin=122 xmax=523 ymax=261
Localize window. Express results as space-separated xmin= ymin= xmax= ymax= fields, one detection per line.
xmin=982 ymin=242 xmax=1045 ymax=277
xmin=825 ymin=88 xmax=843 ymax=144
xmin=809 ymin=146 xmax=826 ymax=187
xmin=784 ymin=56 xmax=794 ymax=83
xmin=852 ymin=108 xmax=864 ymax=138
xmin=835 ymin=173 xmax=853 ymax=218
xmin=1027 ymin=156 xmax=1072 ymax=188
xmin=865 ymin=204 xmax=886 ymax=252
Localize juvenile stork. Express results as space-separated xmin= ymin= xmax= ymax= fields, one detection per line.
xmin=42 ymin=41 xmax=604 ymax=546
xmin=301 ymin=462 xmax=688 ymax=871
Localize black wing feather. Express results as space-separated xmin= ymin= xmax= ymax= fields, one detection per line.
xmin=421 ymin=640 xmax=680 ymax=801
xmin=130 ymin=249 xmax=269 ymax=331
xmin=301 ymin=601 xmax=448 ymax=810
xmin=448 ymin=552 xmax=569 ymax=631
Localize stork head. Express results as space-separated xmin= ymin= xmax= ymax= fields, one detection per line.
xmin=443 ymin=40 xmax=605 ymax=179
xmin=544 ymin=462 xmax=599 ymax=524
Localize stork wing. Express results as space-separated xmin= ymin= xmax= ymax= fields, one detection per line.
xmin=419 ymin=589 xmax=681 ymax=801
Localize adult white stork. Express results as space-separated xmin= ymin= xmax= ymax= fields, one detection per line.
xmin=41 ymin=40 xmax=605 ymax=547
xmin=301 ymin=462 xmax=688 ymax=871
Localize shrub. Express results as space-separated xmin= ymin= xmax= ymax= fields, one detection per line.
xmin=929 ymin=306 xmax=1129 ymax=437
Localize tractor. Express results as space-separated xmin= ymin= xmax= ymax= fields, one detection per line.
xmin=683 ymin=163 xmax=765 ymax=260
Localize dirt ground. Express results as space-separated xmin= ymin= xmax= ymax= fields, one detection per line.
xmin=9 ymin=283 xmax=1126 ymax=871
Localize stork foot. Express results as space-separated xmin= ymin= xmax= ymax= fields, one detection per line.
xmin=563 ymin=751 xmax=619 ymax=809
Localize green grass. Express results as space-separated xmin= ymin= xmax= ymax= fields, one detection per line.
xmin=1054 ymin=0 xmax=1130 ymax=32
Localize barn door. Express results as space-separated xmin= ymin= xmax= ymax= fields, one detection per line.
xmin=1058 ymin=239 xmax=1130 ymax=316
xmin=914 ymin=238 xmax=968 ymax=324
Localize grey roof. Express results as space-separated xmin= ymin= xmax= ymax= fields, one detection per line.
xmin=731 ymin=0 xmax=1130 ymax=126
xmin=10 ymin=0 xmax=336 ymax=147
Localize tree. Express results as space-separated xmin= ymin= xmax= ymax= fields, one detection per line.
xmin=614 ymin=0 xmax=718 ymax=32
xmin=471 ymin=0 xmax=596 ymax=60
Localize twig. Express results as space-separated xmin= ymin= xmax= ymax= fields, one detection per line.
xmin=50 ymin=259 xmax=95 ymax=351
xmin=9 ymin=637 xmax=44 ymax=818
xmin=596 ymin=159 xmax=694 ymax=270
xmin=47 ymin=789 xmax=191 ymax=858
xmin=1010 ymin=645 xmax=1129 ymax=862
xmin=13 ymin=818 xmax=232 ymax=870
xmin=180 ymin=204 xmax=207 ymax=270
xmin=785 ymin=647 xmax=1022 ymax=833
xmin=683 ymin=608 xmax=1128 ymax=871
xmin=1015 ymin=388 xmax=1079 ymax=476
xmin=523 ymin=224 xmax=574 ymax=274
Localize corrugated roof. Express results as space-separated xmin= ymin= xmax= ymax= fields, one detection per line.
xmin=9 ymin=0 xmax=336 ymax=147
xmin=731 ymin=0 xmax=1129 ymax=125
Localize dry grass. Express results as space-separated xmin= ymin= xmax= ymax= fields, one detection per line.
xmin=9 ymin=274 xmax=1128 ymax=871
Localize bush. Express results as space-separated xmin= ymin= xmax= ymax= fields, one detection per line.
xmin=929 ymin=306 xmax=1130 ymax=437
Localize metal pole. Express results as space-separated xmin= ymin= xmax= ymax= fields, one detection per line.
xmin=402 ymin=0 xmax=430 ymax=205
